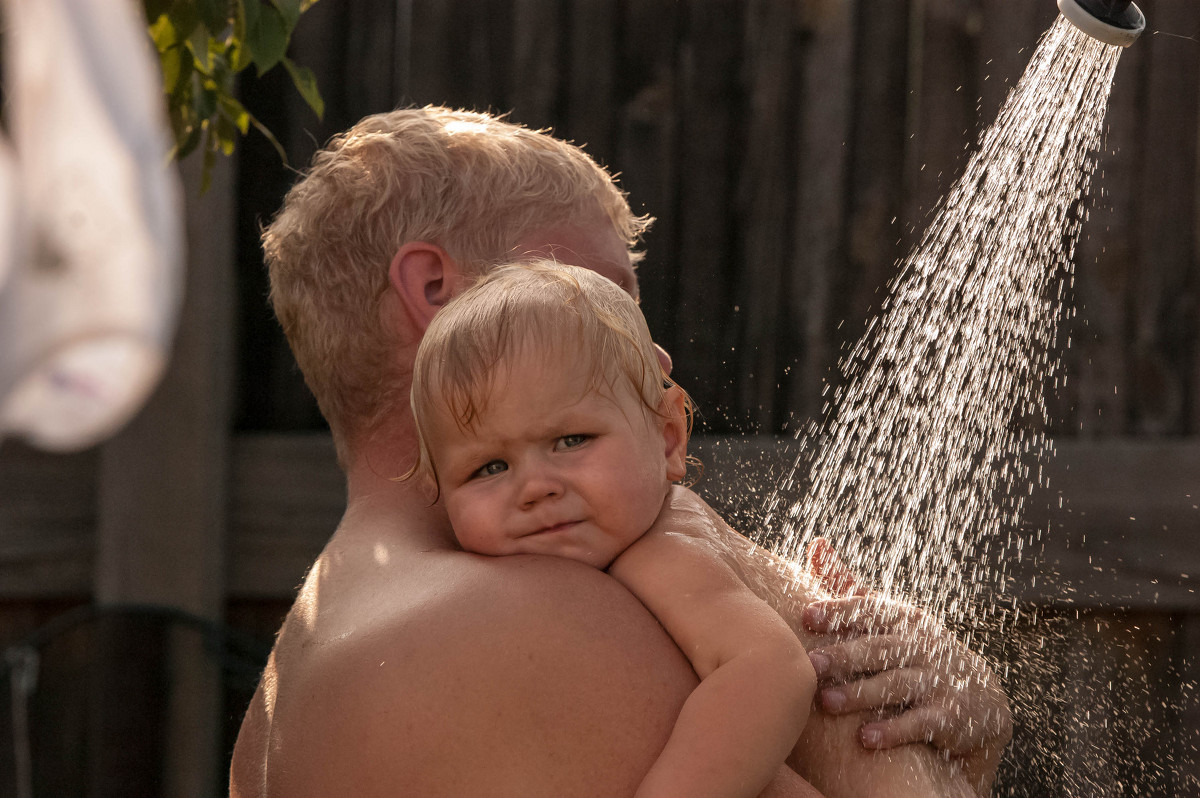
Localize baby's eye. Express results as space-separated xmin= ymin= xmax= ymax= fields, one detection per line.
xmin=473 ymin=460 xmax=508 ymax=478
xmin=557 ymin=434 xmax=590 ymax=450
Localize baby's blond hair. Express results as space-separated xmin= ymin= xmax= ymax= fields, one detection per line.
xmin=410 ymin=261 xmax=690 ymax=486
xmin=262 ymin=106 xmax=652 ymax=458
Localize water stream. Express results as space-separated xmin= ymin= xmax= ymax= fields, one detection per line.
xmin=758 ymin=15 xmax=1192 ymax=795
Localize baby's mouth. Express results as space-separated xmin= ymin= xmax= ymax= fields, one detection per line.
xmin=526 ymin=520 xmax=580 ymax=537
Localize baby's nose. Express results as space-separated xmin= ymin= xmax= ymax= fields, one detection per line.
xmin=519 ymin=465 xmax=563 ymax=507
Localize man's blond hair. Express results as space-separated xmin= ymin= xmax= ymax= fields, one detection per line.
xmin=262 ymin=106 xmax=651 ymax=454
xmin=409 ymin=261 xmax=690 ymax=487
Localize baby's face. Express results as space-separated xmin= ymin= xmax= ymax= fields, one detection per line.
xmin=428 ymin=350 xmax=681 ymax=569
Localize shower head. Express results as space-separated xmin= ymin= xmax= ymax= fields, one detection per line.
xmin=1058 ymin=0 xmax=1146 ymax=47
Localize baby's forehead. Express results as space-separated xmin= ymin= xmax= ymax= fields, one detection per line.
xmin=494 ymin=347 xmax=632 ymax=410
xmin=447 ymin=357 xmax=639 ymax=431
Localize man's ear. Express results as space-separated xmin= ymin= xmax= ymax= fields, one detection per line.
xmin=660 ymin=384 xmax=689 ymax=482
xmin=388 ymin=242 xmax=463 ymax=332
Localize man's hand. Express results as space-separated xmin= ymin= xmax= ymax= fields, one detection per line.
xmin=803 ymin=539 xmax=1012 ymax=794
xmin=648 ymin=489 xmax=1011 ymax=795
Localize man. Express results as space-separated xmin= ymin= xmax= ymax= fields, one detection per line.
xmin=231 ymin=107 xmax=1010 ymax=797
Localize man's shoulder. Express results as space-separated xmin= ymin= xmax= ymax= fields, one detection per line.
xmin=265 ymin=551 xmax=697 ymax=796
xmin=321 ymin=552 xmax=695 ymax=700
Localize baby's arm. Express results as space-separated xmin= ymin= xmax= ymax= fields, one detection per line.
xmin=608 ymin=523 xmax=817 ymax=798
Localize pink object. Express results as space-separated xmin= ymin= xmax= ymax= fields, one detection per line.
xmin=0 ymin=0 xmax=183 ymax=451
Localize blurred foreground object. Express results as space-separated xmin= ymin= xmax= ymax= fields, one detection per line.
xmin=0 ymin=0 xmax=184 ymax=451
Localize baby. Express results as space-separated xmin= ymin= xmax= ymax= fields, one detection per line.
xmin=409 ymin=260 xmax=816 ymax=798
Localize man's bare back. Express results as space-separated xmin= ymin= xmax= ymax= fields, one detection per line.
xmin=232 ymin=499 xmax=703 ymax=797
xmin=231 ymin=490 xmax=976 ymax=798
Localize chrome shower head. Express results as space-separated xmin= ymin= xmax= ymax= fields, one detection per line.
xmin=1058 ymin=0 xmax=1146 ymax=47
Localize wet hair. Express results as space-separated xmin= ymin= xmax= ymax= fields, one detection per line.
xmin=262 ymin=106 xmax=652 ymax=458
xmin=409 ymin=260 xmax=691 ymax=487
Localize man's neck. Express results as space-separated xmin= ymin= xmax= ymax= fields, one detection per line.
xmin=342 ymin=421 xmax=456 ymax=551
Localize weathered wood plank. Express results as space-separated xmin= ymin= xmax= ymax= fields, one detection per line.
xmin=839 ymin=0 xmax=910 ymax=361
xmin=1017 ymin=439 xmax=1200 ymax=609
xmin=511 ymin=0 xmax=563 ymax=128
xmin=1130 ymin=0 xmax=1198 ymax=434
xmin=226 ymin=433 xmax=345 ymax=598
xmin=0 ymin=443 xmax=95 ymax=597
xmin=2 ymin=435 xmax=1196 ymax=607
xmin=613 ymin=0 xmax=682 ymax=386
xmin=343 ymin=0 xmax=402 ymax=117
xmin=654 ymin=2 xmax=739 ymax=429
xmin=787 ymin=0 xmax=856 ymax=422
xmin=93 ymin=152 xmax=234 ymax=798
xmin=734 ymin=0 xmax=796 ymax=428
xmin=1059 ymin=23 xmax=1142 ymax=436
xmin=976 ymin=1 xmax=1055 ymax=127
xmin=903 ymin=0 xmax=976 ymax=238
xmin=1178 ymin=615 xmax=1200 ymax=790
xmin=565 ymin=0 xmax=617 ymax=162
xmin=406 ymin=0 xmax=464 ymax=107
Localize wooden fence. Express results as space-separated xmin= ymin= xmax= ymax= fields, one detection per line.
xmin=1 ymin=0 xmax=1198 ymax=795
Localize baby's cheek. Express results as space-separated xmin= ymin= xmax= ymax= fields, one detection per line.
xmin=446 ymin=499 xmax=486 ymax=554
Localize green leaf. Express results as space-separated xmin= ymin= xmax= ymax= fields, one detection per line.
xmin=187 ymin=20 xmax=212 ymax=71
xmin=230 ymin=0 xmax=251 ymax=71
xmin=147 ymin=13 xmax=180 ymax=52
xmin=195 ymin=0 xmax=230 ymax=37
xmin=166 ymin=2 xmax=200 ymax=42
xmin=149 ymin=0 xmax=322 ymax=190
xmin=168 ymin=49 xmax=195 ymax=97
xmin=174 ymin=115 xmax=204 ymax=161
xmin=248 ymin=3 xmax=288 ymax=74
xmin=269 ymin=0 xmax=302 ymax=32
xmin=215 ymin=113 xmax=239 ymax=155
xmin=209 ymin=48 xmax=232 ymax=88
xmin=159 ymin=44 xmax=183 ymax=93
xmin=282 ymin=57 xmax=324 ymax=119
xmin=219 ymin=95 xmax=252 ymax=135
xmin=192 ymin=72 xmax=218 ymax=119
xmin=242 ymin=0 xmax=261 ymax=34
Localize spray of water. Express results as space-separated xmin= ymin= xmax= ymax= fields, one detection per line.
xmin=770 ymin=15 xmax=1118 ymax=624
xmin=755 ymin=16 xmax=1190 ymax=795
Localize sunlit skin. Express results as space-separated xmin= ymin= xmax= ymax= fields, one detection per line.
xmin=430 ymin=352 xmax=678 ymax=570
xmin=230 ymin=204 xmax=1011 ymax=798
xmin=421 ymin=338 xmax=816 ymax=798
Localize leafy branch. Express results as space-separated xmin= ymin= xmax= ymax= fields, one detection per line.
xmin=143 ymin=0 xmax=324 ymax=190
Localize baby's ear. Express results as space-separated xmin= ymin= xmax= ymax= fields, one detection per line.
xmin=659 ymin=385 xmax=689 ymax=482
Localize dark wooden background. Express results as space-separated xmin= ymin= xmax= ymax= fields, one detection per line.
xmin=1 ymin=0 xmax=1198 ymax=795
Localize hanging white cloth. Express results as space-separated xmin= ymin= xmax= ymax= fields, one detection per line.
xmin=0 ymin=0 xmax=184 ymax=451
xmin=0 ymin=139 xmax=18 ymax=294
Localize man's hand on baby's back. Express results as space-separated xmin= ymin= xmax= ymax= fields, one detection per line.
xmin=802 ymin=542 xmax=1011 ymax=795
